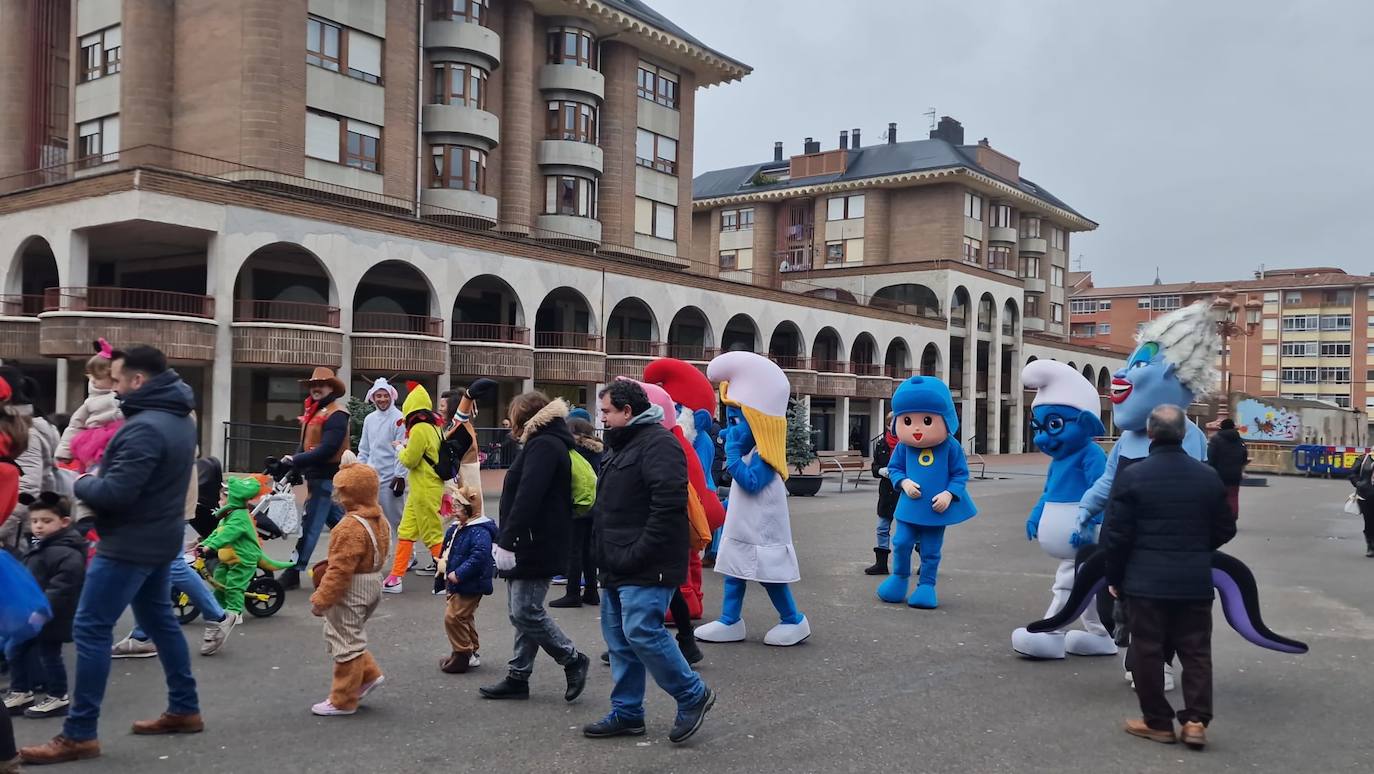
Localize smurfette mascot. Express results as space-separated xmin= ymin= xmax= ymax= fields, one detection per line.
xmin=1011 ymin=359 xmax=1117 ymax=659
xmin=876 ymin=376 xmax=977 ymax=610
xmin=694 ymin=351 xmax=810 ymax=647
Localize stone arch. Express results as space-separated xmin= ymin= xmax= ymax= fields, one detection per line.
xmin=1067 ymin=360 xmax=1077 ymax=371
xmin=666 ymin=306 xmax=715 ymax=359
xmin=949 ymin=286 xmax=971 ymax=329
xmin=810 ymin=325 xmax=846 ymax=368
xmin=353 ymin=260 xmax=439 ymax=332
xmin=977 ymin=292 xmax=997 ymax=332
xmin=8 ymin=236 xmax=60 ymax=305
xmin=452 ymin=273 xmax=526 ymax=332
xmin=851 ymin=332 xmax=880 ymax=367
xmin=234 ymin=242 xmax=337 ymax=324
xmin=535 ymin=286 xmax=598 ymax=346
xmin=1002 ymin=298 xmax=1019 ymax=336
xmin=1098 ymin=366 xmax=1111 ymax=393
xmin=1026 ymin=355 xmax=1038 ymax=365
xmin=871 ymin=283 xmax=941 ymax=318
xmin=768 ymin=321 xmax=805 ymax=362
xmin=605 ymin=296 xmax=659 ymax=344
xmin=884 ymin=337 xmax=911 ymax=377
xmin=721 ymin=313 xmax=759 ymax=353
xmin=1082 ymin=363 xmax=1095 ymax=382
xmin=920 ymin=342 xmax=942 ymax=376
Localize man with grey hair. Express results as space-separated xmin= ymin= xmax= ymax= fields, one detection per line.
xmin=1103 ymin=404 xmax=1236 ymax=751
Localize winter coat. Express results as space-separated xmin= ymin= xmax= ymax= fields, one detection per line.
xmin=397 ymin=385 xmax=444 ymax=530
xmin=1352 ymin=454 xmax=1374 ymax=501
xmin=595 ymin=418 xmax=690 ymax=590
xmin=572 ymin=434 xmax=604 ymax=520
xmin=496 ymin=400 xmax=574 ymax=579
xmin=74 ymin=369 xmax=198 ymax=565
xmin=1 ymin=411 xmax=58 ymax=551
xmin=23 ymin=526 xmax=87 ymax=643
xmin=871 ymin=434 xmax=898 ymax=521
xmin=1206 ymin=429 xmax=1248 ymax=486
xmin=293 ymin=394 xmax=350 ymax=481
xmin=56 ymin=384 xmax=122 ymax=461
xmin=357 ymin=405 xmax=406 ymax=483
xmin=440 ymin=516 xmax=497 ymax=596
xmin=1103 ymin=441 xmax=1238 ymax=600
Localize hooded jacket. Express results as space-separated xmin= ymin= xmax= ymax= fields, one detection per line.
xmin=57 ymin=383 xmax=122 ymax=461
xmin=440 ymin=516 xmax=498 ymax=596
xmin=74 ymin=369 xmax=198 ymax=565
xmin=398 ymin=384 xmax=443 ymax=513
xmin=23 ymin=525 xmax=87 ymax=642
xmin=357 ymin=385 xmax=406 ymax=484
xmin=1206 ymin=428 xmax=1248 ymax=486
xmin=595 ymin=411 xmax=690 ymax=589
xmin=497 ymin=399 xmax=574 ymax=579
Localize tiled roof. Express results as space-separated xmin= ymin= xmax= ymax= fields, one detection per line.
xmin=1071 ymin=271 xmax=1372 ymax=299
xmin=596 ymin=0 xmax=750 ymax=76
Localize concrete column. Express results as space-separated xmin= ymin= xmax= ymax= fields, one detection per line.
xmin=834 ymin=396 xmax=850 ymax=451
xmin=870 ymin=397 xmax=885 ymax=432
xmin=520 ymin=377 xmax=535 ymax=395
xmin=52 ymin=230 xmax=88 ymax=414
xmin=988 ymin=327 xmax=1002 ymax=455
xmin=54 ymin=360 xmax=70 ymax=414
xmin=1008 ymin=354 xmax=1024 ymax=453
xmin=498 ymin=0 xmax=534 ymax=233
xmin=207 ymin=235 xmax=234 ymax=460
xmin=337 ymin=305 xmax=354 ymax=397
xmin=591 ymin=381 xmax=605 ymax=416
xmin=962 ymin=334 xmax=975 ymax=454
xmin=0 ymin=0 xmax=34 ymax=180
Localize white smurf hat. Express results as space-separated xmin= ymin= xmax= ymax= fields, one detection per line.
xmin=1021 ymin=359 xmax=1100 ymax=417
xmin=706 ymin=351 xmax=789 ymax=417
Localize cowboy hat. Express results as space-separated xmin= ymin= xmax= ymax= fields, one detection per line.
xmin=300 ymin=366 xmax=346 ymax=395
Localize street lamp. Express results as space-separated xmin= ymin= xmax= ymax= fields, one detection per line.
xmin=1211 ymin=287 xmax=1263 ymax=419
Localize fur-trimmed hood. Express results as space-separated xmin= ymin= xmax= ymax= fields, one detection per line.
xmin=574 ymin=433 xmax=604 ymax=454
xmin=520 ymin=398 xmax=570 ymax=443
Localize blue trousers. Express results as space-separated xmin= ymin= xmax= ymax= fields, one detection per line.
xmin=601 ymin=585 xmax=706 ymax=721
xmin=891 ymin=521 xmax=946 ymax=586
xmin=293 ymin=477 xmax=343 ymax=571
xmin=132 ymin=557 xmax=226 ymax=640
xmin=875 ymin=515 xmax=893 ymax=550
xmin=6 ymin=637 xmax=65 ymax=696
xmin=65 ymin=556 xmax=198 ymax=742
xmin=717 ymin=576 xmax=802 ymax=625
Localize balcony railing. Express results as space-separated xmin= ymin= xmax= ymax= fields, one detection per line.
xmin=534 ymin=331 xmax=603 ymax=351
xmin=235 ymin=299 xmax=340 ymax=327
xmin=44 ymin=287 xmax=215 ymax=318
xmin=770 ymin=354 xmax=810 ymax=370
xmin=451 ymin=322 xmax=530 ymax=344
xmin=885 ymin=365 xmax=914 ymax=379
xmin=851 ymin=362 xmax=884 ymax=376
xmin=605 ymin=339 xmax=663 ymax=357
xmin=0 ymin=294 xmax=44 ymax=317
xmin=353 ymin=312 xmax=444 ymax=337
xmin=812 ymin=359 xmax=849 ymax=374
xmin=663 ymin=344 xmax=719 ymax=362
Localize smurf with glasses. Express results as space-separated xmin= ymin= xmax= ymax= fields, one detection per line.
xmin=876 ymin=376 xmax=977 ymax=610
xmin=1010 ymin=359 xmax=1117 ymax=659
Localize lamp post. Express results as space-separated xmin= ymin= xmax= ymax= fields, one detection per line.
xmin=1210 ymin=287 xmax=1263 ymax=419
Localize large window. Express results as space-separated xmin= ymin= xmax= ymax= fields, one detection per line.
xmin=1070 ymin=299 xmax=1097 ymax=314
xmin=1050 ymin=265 xmax=1065 ymax=286
xmin=991 ymin=204 xmax=1012 ymax=228
xmin=825 ymin=238 xmax=864 ymax=264
xmin=964 ymin=192 xmax=982 ymax=220
xmin=635 ymin=129 xmax=677 ymax=175
xmin=1020 ymin=254 xmax=1041 ymax=278
xmin=826 ymin=194 xmax=864 ymax=221
xmin=344 ymin=121 xmax=381 ymax=171
xmin=1281 ymin=341 xmax=1317 ymax=357
xmin=1320 ymin=314 xmax=1352 ymax=331
xmin=306 ymin=111 xmax=381 ymax=172
xmin=1282 ymin=314 xmax=1319 ymax=331
xmin=1098 ymin=300 xmax=1112 ymax=310
xmin=307 ymin=17 xmax=342 ymax=71
xmin=1320 ymin=367 xmax=1352 ymax=383
xmin=80 ymin=26 xmax=121 ymax=82
xmin=546 ymin=101 xmax=597 ymax=143
xmin=987 ymin=245 xmax=1011 ymax=271
xmin=962 ymin=237 xmax=981 ymax=264
xmin=76 ymin=116 xmax=119 ymax=168
xmin=636 ymin=62 xmax=679 ymax=109
xmin=635 ymin=197 xmax=676 ymax=240
xmin=433 ymin=63 xmax=488 ymax=109
xmin=547 ymin=27 xmax=596 ymax=67
xmin=1020 ymin=217 xmax=1041 ymax=238
xmin=1320 ymin=342 xmax=1351 ymax=357
xmin=308 ymin=17 xmax=382 ymax=83
xmin=719 ymin=248 xmax=753 ymax=271
xmin=546 ymin=175 xmax=596 ymax=217
xmin=428 ymin=145 xmax=486 ymax=191
xmin=432 ymin=0 xmax=488 ymax=24
xmin=1051 ymin=303 xmax=1064 ymax=324
xmin=1151 ymin=295 xmax=1182 ymax=311
xmin=1025 ymin=294 xmax=1042 ymax=319
xmin=720 ymin=208 xmax=754 ymax=232
xmin=1280 ymin=367 xmax=1318 ymax=384
xmin=1050 ymin=227 xmax=1066 ymax=249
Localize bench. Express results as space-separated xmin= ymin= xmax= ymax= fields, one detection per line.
xmin=817 ymin=451 xmax=870 ymax=492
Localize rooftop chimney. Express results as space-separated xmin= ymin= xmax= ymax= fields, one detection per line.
xmin=930 ymin=116 xmax=964 ymax=145
xmin=851 ymin=127 xmax=861 ymax=148
xmin=803 ymin=137 xmax=820 ymax=154
xmin=773 ymin=141 xmax=783 ymax=162
xmin=839 ymin=130 xmax=849 ymax=150
xmin=887 ymin=122 xmax=897 ymax=144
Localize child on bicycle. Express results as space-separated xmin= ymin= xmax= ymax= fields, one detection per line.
xmin=435 ymin=484 xmax=496 ymax=674
xmin=198 ymin=476 xmax=293 ymax=620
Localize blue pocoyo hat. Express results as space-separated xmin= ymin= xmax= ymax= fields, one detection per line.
xmin=890 ymin=376 xmax=959 ymax=436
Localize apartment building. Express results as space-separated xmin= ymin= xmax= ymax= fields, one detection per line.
xmin=1070 ymin=268 xmax=1374 ymax=426
xmin=0 ymin=0 xmax=1119 ymax=464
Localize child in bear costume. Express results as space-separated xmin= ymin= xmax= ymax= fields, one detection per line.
xmin=695 ymin=352 xmax=810 ymax=647
xmin=1011 ymin=360 xmax=1117 ymax=659
xmin=876 ymin=376 xmax=977 ymax=610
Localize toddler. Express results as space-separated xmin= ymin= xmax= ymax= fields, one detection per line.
xmin=55 ymin=340 xmax=123 ymax=474
xmin=435 ymin=485 xmax=495 ymax=674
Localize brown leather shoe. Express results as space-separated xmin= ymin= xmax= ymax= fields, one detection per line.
xmin=1124 ymin=718 xmax=1177 ymax=744
xmin=1180 ymin=721 xmax=1207 ymax=750
xmin=20 ymin=735 xmax=102 ymax=764
xmin=131 ymin=712 xmax=205 ymax=735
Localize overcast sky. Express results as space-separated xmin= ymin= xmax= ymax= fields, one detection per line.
xmin=655 ymin=0 xmax=1374 ymax=287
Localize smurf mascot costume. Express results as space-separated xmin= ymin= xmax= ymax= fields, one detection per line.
xmin=877 ymin=376 xmax=977 ymax=609
xmin=695 ymin=351 xmax=810 ymax=647
xmin=1011 ymin=360 xmax=1116 ymax=659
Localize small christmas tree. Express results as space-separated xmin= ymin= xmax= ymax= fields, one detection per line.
xmin=785 ymin=398 xmax=817 ymax=475
xmin=347 ymin=395 xmax=374 ymax=450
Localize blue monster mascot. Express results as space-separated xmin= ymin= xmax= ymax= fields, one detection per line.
xmin=1011 ymin=359 xmax=1117 ymax=659
xmin=876 ymin=376 xmax=977 ymax=610
xmin=694 ymin=351 xmax=810 ymax=647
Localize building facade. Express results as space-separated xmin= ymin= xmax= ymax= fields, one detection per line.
xmin=0 ymin=0 xmax=1120 ymax=465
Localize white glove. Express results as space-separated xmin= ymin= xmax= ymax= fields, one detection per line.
xmin=493 ymin=545 xmax=517 ymax=572
xmin=878 ymin=467 xmax=890 ymax=479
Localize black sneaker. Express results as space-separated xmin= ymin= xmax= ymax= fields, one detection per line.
xmin=678 ymin=635 xmax=704 ymax=666
xmin=478 ymin=675 xmax=530 ymax=700
xmin=583 ymin=712 xmax=646 ymax=738
xmin=547 ymin=593 xmax=582 ymax=609
xmin=669 ymin=688 xmax=715 ymax=744
xmin=564 ymin=652 xmax=590 ymax=702
xmin=279 ymin=568 xmax=301 ymax=591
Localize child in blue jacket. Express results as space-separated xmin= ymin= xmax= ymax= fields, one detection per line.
xmin=435 ymin=485 xmax=496 ymax=674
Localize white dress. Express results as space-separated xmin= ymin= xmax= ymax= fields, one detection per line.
xmin=712 ymin=451 xmax=801 ymax=584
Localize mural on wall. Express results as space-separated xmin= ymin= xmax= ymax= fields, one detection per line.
xmin=1233 ymin=397 xmax=1301 ymax=441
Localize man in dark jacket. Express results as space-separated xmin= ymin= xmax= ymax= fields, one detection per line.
xmin=583 ymin=380 xmax=714 ymax=744
xmin=865 ymin=415 xmax=899 ymax=575
xmin=1104 ymin=404 xmax=1237 ymax=751
xmin=1206 ymin=419 xmax=1248 ymax=518
xmin=280 ymin=366 xmax=350 ymax=589
xmin=22 ymin=346 xmax=202 ymax=766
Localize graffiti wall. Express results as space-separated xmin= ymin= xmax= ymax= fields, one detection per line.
xmin=1230 ymin=393 xmax=1369 ymax=447
xmin=1233 ymin=397 xmax=1300 ymax=441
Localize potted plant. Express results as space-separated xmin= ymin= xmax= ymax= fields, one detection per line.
xmin=784 ymin=399 xmax=823 ymax=496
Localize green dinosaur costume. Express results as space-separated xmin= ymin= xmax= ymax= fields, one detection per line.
xmin=200 ymin=476 xmax=293 ymax=614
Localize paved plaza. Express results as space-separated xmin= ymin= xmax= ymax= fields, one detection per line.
xmin=8 ymin=462 xmax=1372 ymax=773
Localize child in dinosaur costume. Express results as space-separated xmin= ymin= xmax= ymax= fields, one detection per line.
xmin=695 ymin=351 xmax=810 ymax=647
xmin=198 ymin=476 xmax=293 ymax=616
xmin=1011 ymin=359 xmax=1116 ymax=659
xmin=385 ymin=384 xmax=445 ymax=593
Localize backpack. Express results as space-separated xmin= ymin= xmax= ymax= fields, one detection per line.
xmin=425 ymin=423 xmax=462 ymax=481
xmin=569 ymin=449 xmax=596 ymax=517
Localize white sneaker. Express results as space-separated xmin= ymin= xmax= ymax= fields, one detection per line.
xmin=470 ymin=652 xmax=481 ymax=668
xmin=201 ymin=612 xmax=240 ymax=656
xmin=381 ymin=576 xmax=403 ymax=594
xmin=2 ymin=691 xmax=34 ymax=713
xmin=764 ymin=616 xmax=811 ymax=647
xmin=24 ymin=694 xmax=69 ymax=718
xmin=112 ymin=635 xmax=158 ymax=659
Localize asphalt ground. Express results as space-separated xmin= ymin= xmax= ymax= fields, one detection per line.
xmin=7 ymin=462 xmax=1373 ymax=773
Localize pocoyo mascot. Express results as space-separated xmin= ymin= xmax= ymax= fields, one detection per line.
xmin=695 ymin=351 xmax=810 ymax=647
xmin=1011 ymin=360 xmax=1116 ymax=659
xmin=877 ymin=376 xmax=977 ymax=609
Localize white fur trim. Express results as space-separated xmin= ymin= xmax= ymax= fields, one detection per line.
xmin=676 ymin=405 xmax=697 ymax=443
xmin=520 ymin=398 xmax=569 ymax=442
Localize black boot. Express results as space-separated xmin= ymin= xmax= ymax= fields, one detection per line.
xmin=863 ymin=548 xmax=891 ymax=576
xmin=581 ymin=578 xmax=600 ymax=606
xmin=677 ymin=629 xmax=704 ymax=666
xmin=279 ymin=568 xmax=301 ymax=590
xmin=479 ymin=674 xmax=529 ymax=700
xmin=564 ymin=652 xmax=590 ymax=702
xmin=549 ymin=580 xmax=583 ymax=608
xmin=1366 ymin=538 xmax=1374 ymax=558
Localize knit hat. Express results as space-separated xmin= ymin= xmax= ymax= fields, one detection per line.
xmin=644 ymin=358 xmax=716 ymax=413
xmin=365 ymin=377 xmax=397 ymax=404
xmin=1021 ymin=359 xmax=1101 ymax=418
xmin=706 ymin=351 xmax=790 ymax=478
xmin=890 ymin=376 xmax=959 ymax=436
xmin=567 ymin=407 xmax=592 ymax=422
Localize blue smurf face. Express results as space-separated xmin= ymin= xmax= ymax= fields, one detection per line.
xmin=1110 ymin=340 xmax=1195 ymax=432
xmin=723 ymin=406 xmax=756 ymax=452
xmin=1031 ymin=404 xmax=1104 ymax=459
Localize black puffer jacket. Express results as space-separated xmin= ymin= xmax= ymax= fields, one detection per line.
xmin=1103 ymin=441 xmax=1237 ymax=600
xmin=871 ymin=435 xmax=898 ymax=520
xmin=1207 ymin=429 xmax=1248 ymax=486
xmin=23 ymin=526 xmax=87 ymax=642
xmin=497 ymin=400 xmax=573 ymax=579
xmin=595 ymin=418 xmax=688 ymax=589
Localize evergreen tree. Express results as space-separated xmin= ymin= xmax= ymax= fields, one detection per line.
xmin=785 ymin=398 xmax=817 ymax=475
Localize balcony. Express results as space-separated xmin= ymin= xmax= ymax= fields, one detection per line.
xmin=1023 ymin=277 xmax=1047 ymax=293
xmin=421 ymin=103 xmax=501 ymax=149
xmin=771 ymin=354 xmax=816 ymax=394
xmin=232 ymin=300 xmax=344 ymax=368
xmin=0 ymin=295 xmax=42 ymax=360
xmin=988 ymin=226 xmax=1018 ymax=244
xmin=419 ymin=187 xmax=499 ymax=225
xmin=533 ymin=214 xmax=601 ymax=247
xmin=814 ymin=371 xmax=857 ymax=397
xmin=423 ymin=18 xmax=502 ymax=68
xmin=1020 ymin=237 xmax=1047 ymax=254
xmin=605 ymin=339 xmax=664 ymax=380
xmin=351 ymin=312 xmax=447 ymax=374
xmin=536 ymin=139 xmax=604 ymax=175
xmin=537 ymin=63 xmax=605 ymax=102
xmin=40 ymin=287 xmax=218 ymax=361
xmin=450 ymin=323 xmax=533 ymax=379
xmin=849 ymin=362 xmax=893 ymax=399
xmin=533 ymin=331 xmax=604 ymax=383
xmin=1023 ymin=316 xmax=1046 ymax=332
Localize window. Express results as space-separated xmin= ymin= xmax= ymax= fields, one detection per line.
xmin=546 ymin=175 xmax=596 ymax=217
xmin=432 ymin=0 xmax=488 ymax=24
xmin=718 ymin=248 xmax=753 ymax=271
xmin=1098 ymin=323 xmax=1111 ymax=335
xmin=344 ymin=120 xmax=381 ymax=171
xmin=1051 ymin=266 xmax=1065 ymax=286
xmin=1137 ymin=297 xmax=1151 ymax=308
xmin=1024 ymin=294 xmax=1042 ymax=318
xmin=1051 ymin=303 xmax=1064 ymax=324
xmin=1020 ymin=217 xmax=1041 ymax=238
xmin=1284 ymin=291 xmax=1302 ymax=305
xmin=635 ymin=129 xmax=677 ymax=175
xmin=1281 ymin=367 xmax=1319 ymax=384
xmin=1322 ymin=290 xmax=1353 ymax=305
xmin=433 ymin=63 xmax=489 ymax=109
xmin=991 ymin=204 xmax=1012 ymax=228
xmin=1320 ymin=314 xmax=1352 ymax=331
xmin=962 ymin=237 xmax=981 ymax=264
xmin=346 ymin=31 xmax=383 ymax=83
xmin=1319 ymin=367 xmax=1351 ymax=383
xmin=1320 ymin=342 xmax=1351 ymax=357
xmin=1281 ymin=341 xmax=1317 ymax=357
xmin=826 ymin=194 xmax=864 ymax=220
xmin=1263 ymin=344 xmax=1278 ymax=356
xmin=79 ymin=26 xmax=121 ymax=82
xmin=1262 ymin=369 xmax=1277 ymax=382
xmin=547 ymin=26 xmax=596 ymax=67
xmin=634 ymin=197 xmax=675 ymax=240
xmin=1368 ymin=368 xmax=1374 ymax=381
xmin=76 ymin=116 xmax=119 ymax=168
xmin=1151 ymin=296 xmax=1181 ymax=311
xmin=825 ymin=241 xmax=844 ymax=265
xmin=1050 ymin=227 xmax=1065 ymax=250
xmin=1020 ymin=255 xmax=1041 ymax=279
xmin=963 ymin=192 xmax=982 ymax=220
xmin=428 ymin=145 xmax=486 ymax=192
xmin=1070 ymin=324 xmax=1095 ymax=338
xmin=546 ymin=100 xmax=596 ymax=143
xmin=636 ymin=62 xmax=679 ymax=109
xmin=720 ymin=208 xmax=754 ymax=232
xmin=1331 ymin=396 xmax=1352 ymax=408
xmin=1069 ymin=299 xmax=1096 ymax=314
xmin=823 ymin=239 xmax=864 ymax=265
xmin=307 ymin=17 xmax=342 ymax=72
xmin=1263 ymin=317 xmax=1278 ymax=332
xmin=987 ymin=246 xmax=1012 ymax=271
xmin=1263 ymin=291 xmax=1279 ymax=302
xmin=1098 ymin=300 xmax=1112 ymax=310
xmin=1282 ymin=314 xmax=1319 ymax=331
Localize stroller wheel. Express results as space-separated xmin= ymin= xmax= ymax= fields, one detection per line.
xmin=172 ymin=588 xmax=201 ymax=625
xmin=245 ymin=576 xmax=285 ymax=618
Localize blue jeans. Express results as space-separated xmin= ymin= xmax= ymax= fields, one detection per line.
xmin=64 ymin=556 xmax=198 ymax=742
xmin=876 ymin=515 xmax=892 ymax=550
xmin=6 ymin=637 xmax=65 ymax=695
xmin=293 ymin=477 xmax=343 ymax=571
xmin=601 ymin=585 xmax=706 ymax=721
xmin=132 ymin=558 xmax=225 ymax=640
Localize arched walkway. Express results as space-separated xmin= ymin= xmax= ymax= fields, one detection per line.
xmin=535 ymin=286 xmax=597 ymax=348
xmin=721 ymin=313 xmax=759 ymax=353
xmin=452 ymin=274 xmax=526 ymax=342
xmin=920 ymin=342 xmax=942 ymax=377
xmin=605 ymin=297 xmax=658 ymax=355
xmin=811 ymin=326 xmax=845 ymax=371
xmin=871 ymin=283 xmax=942 ymax=319
xmin=234 ymin=242 xmax=336 ymax=325
xmin=354 ymin=260 xmax=439 ymax=334
xmin=666 ymin=306 xmax=714 ymax=360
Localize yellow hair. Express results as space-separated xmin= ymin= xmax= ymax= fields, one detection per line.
xmin=719 ymin=380 xmax=789 ymax=480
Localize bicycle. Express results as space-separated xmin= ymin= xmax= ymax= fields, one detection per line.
xmin=172 ymin=553 xmax=286 ymax=623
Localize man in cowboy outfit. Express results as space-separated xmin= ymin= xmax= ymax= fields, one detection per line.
xmin=280 ymin=367 xmax=350 ymax=590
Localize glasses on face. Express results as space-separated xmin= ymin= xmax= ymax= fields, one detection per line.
xmin=1028 ymin=414 xmax=1068 ymax=435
